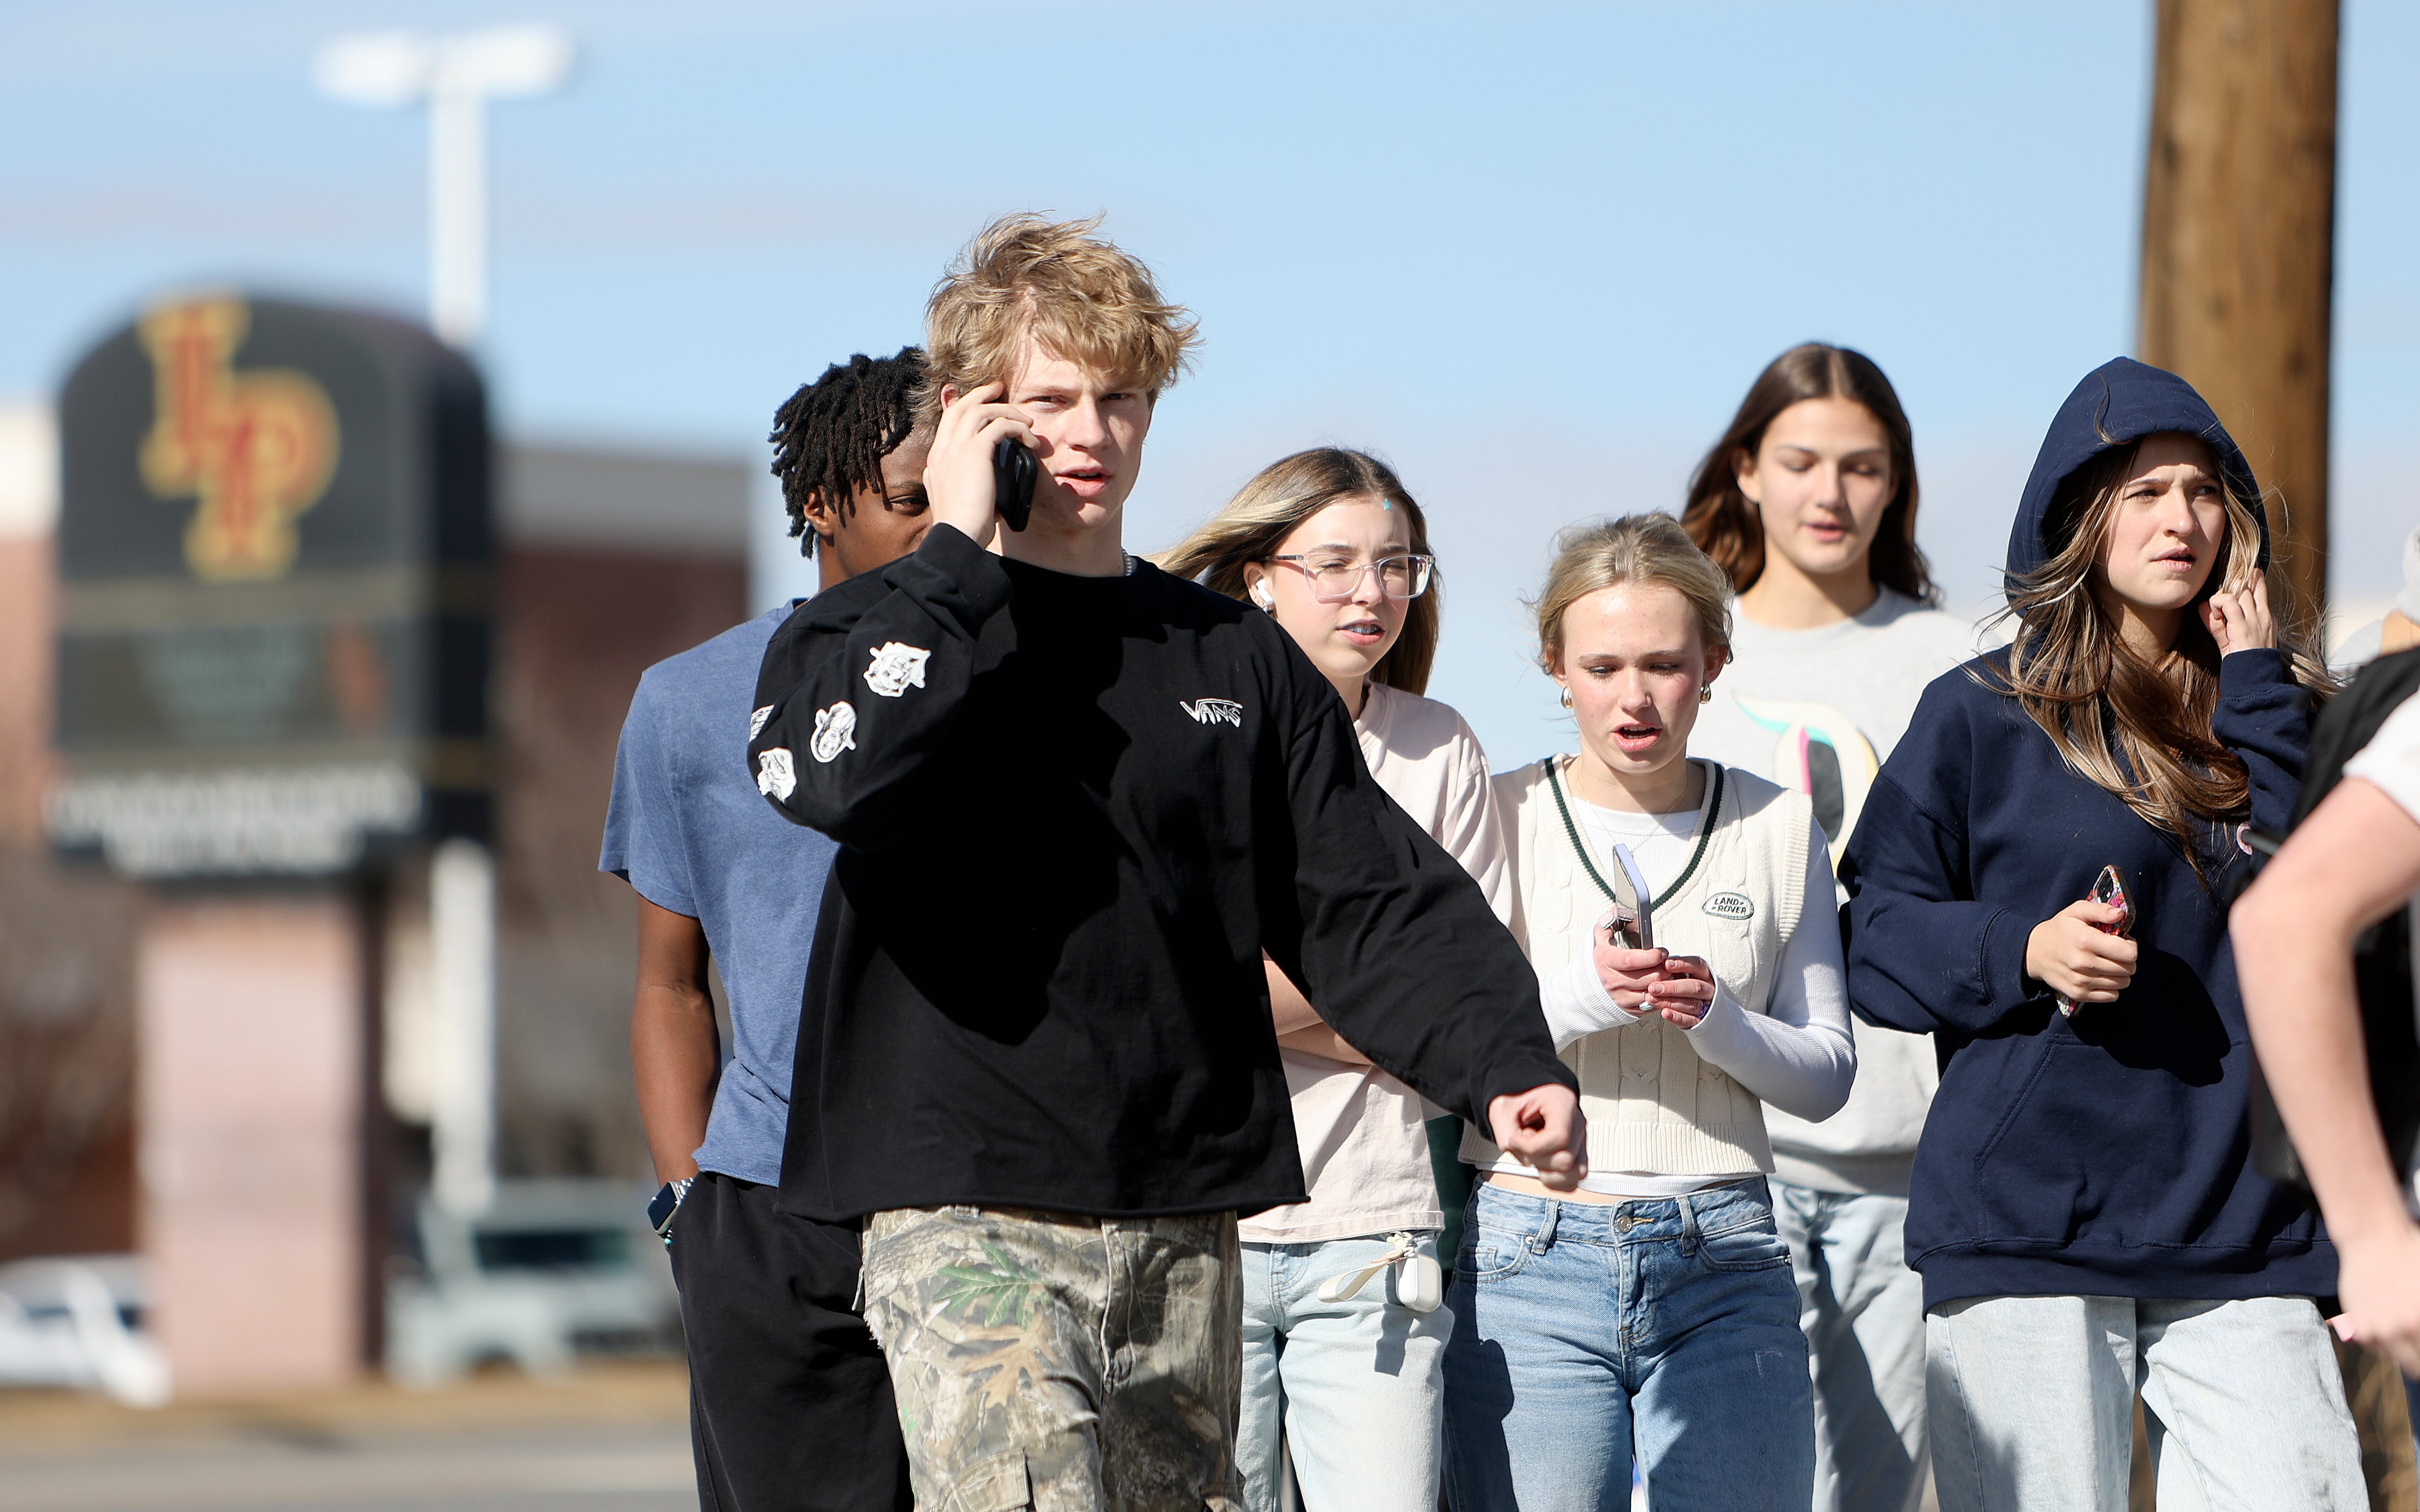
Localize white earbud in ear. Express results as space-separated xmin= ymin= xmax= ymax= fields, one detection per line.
xmin=1251 ymin=581 xmax=1275 ymax=612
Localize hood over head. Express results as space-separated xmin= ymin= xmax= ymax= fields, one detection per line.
xmin=2005 ymin=357 xmax=2267 ymax=606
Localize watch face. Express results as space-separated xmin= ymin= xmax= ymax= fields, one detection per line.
xmin=647 ymin=1183 xmax=681 ymax=1232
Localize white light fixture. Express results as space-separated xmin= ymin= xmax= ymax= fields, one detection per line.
xmin=313 ymin=25 xmax=575 ymax=347
xmin=315 ymin=27 xmax=569 ymax=1218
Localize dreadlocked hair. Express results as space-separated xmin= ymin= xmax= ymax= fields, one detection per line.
xmin=768 ymin=347 xmax=925 ymax=557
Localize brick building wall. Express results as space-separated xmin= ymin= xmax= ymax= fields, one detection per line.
xmin=490 ymin=545 xmax=745 ymax=1179
xmin=0 ymin=411 xmax=756 ymax=1259
xmin=0 ymin=405 xmax=144 ymax=1262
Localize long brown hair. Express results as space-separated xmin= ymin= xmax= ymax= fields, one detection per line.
xmin=1993 ymin=436 xmax=2333 ymax=860
xmin=1160 ymin=448 xmax=1440 ymax=695
xmin=1680 ymin=343 xmax=1936 ymax=605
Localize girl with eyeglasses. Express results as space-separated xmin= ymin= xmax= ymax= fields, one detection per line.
xmin=1444 ymin=514 xmax=1855 ymax=1512
xmin=1163 ymin=447 xmax=1494 ymax=1512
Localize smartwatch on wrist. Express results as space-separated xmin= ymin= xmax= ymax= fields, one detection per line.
xmin=647 ymin=1176 xmax=694 ymax=1245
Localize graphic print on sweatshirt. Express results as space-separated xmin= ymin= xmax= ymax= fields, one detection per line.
xmin=811 ymin=702 xmax=857 ymax=762
xmin=756 ymin=746 xmax=796 ymax=799
xmin=863 ymin=642 xmax=932 ymax=698
xmin=1179 ymin=697 xmax=1244 ymax=728
xmin=1736 ymin=695 xmax=1879 ymax=867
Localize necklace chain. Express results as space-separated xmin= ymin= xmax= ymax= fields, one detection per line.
xmin=1543 ymin=755 xmax=1723 ymax=913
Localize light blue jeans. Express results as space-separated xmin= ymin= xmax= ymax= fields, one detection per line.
xmin=1772 ymin=1181 xmax=1929 ymax=1512
xmin=1238 ymin=1232 xmax=1451 ymax=1512
xmin=1927 ymin=1293 xmax=2364 ymax=1511
xmin=1442 ymin=1179 xmax=1814 ymax=1512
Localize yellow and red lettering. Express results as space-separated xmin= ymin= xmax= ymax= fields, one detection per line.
xmin=138 ymin=299 xmax=339 ymax=581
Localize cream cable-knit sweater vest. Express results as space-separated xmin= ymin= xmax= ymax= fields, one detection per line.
xmin=1464 ymin=757 xmax=1811 ymax=1178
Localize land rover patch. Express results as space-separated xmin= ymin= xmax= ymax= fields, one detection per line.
xmin=1703 ymin=891 xmax=1755 ymax=920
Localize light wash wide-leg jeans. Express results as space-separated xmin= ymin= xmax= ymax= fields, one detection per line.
xmin=1236 ymin=1231 xmax=1451 ymax=1512
xmin=1926 ymin=1292 xmax=2364 ymax=1512
xmin=1772 ymin=1180 xmax=1930 ymax=1512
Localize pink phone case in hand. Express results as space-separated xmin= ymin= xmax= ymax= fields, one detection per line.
xmin=2056 ymin=864 xmax=2133 ymax=1018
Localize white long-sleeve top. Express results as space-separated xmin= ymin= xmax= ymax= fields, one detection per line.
xmin=1517 ymin=788 xmax=1854 ymax=1197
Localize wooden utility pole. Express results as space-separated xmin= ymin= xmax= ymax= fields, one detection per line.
xmin=2139 ymin=0 xmax=2340 ymax=620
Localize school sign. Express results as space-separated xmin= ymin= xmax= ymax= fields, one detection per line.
xmin=49 ymin=294 xmax=494 ymax=877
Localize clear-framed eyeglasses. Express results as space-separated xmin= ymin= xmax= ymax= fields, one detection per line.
xmin=1267 ymin=552 xmax=1436 ymax=603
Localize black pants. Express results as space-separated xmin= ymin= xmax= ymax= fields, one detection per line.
xmin=669 ymin=1172 xmax=912 ymax=1512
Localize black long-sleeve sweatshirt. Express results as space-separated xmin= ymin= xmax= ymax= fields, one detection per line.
xmin=747 ymin=524 xmax=1571 ymax=1222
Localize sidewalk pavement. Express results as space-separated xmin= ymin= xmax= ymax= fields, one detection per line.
xmin=0 ymin=1360 xmax=694 ymax=1512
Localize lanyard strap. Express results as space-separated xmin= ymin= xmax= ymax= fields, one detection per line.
xmin=1542 ymin=755 xmax=1724 ymax=913
xmin=1316 ymin=1231 xmax=1420 ymax=1303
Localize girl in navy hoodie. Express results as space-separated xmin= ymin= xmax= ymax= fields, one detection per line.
xmin=1840 ymin=359 xmax=2359 ymax=1510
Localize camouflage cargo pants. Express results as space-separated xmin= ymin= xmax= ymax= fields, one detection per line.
xmin=861 ymin=1205 xmax=1244 ymax=1512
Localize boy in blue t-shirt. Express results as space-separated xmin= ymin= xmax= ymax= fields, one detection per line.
xmin=601 ymin=348 xmax=929 ymax=1512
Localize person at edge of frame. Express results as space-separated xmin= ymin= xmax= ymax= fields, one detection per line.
xmin=602 ymin=348 xmax=931 ymax=1512
xmin=1444 ymin=514 xmax=1858 ymax=1512
xmin=1160 ymin=447 xmax=1507 ymax=1512
xmin=2326 ymin=525 xmax=2420 ymax=668
xmin=1678 ymin=342 xmax=1984 ymax=1512
xmin=743 ymin=214 xmax=1585 ymax=1512
xmin=2234 ymin=640 xmax=2420 ymax=1498
xmin=1839 ymin=356 xmax=2363 ymax=1511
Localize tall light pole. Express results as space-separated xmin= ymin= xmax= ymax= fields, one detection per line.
xmin=313 ymin=25 xmax=575 ymax=347
xmin=313 ymin=27 xmax=570 ymax=1217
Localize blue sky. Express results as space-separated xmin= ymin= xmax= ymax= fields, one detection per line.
xmin=5 ymin=1 xmax=2413 ymax=764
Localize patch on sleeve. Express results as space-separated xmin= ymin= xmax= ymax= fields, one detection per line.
xmin=1702 ymin=890 xmax=1755 ymax=920
xmin=810 ymin=701 xmax=858 ymax=763
xmin=755 ymin=747 xmax=797 ymax=800
xmin=748 ymin=704 xmax=774 ymax=738
xmin=863 ymin=642 xmax=932 ymax=698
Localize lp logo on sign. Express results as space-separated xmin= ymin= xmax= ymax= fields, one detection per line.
xmin=138 ymin=298 xmax=339 ymax=583
xmin=1180 ymin=698 xmax=1243 ymax=728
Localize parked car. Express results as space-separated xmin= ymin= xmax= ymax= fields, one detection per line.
xmin=0 ymin=1254 xmax=171 ymax=1407
xmin=385 ymin=1177 xmax=679 ymax=1387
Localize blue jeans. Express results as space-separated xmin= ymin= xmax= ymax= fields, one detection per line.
xmin=1238 ymin=1233 xmax=1451 ymax=1512
xmin=1442 ymin=1178 xmax=1814 ymax=1512
xmin=1771 ymin=1181 xmax=1929 ymax=1512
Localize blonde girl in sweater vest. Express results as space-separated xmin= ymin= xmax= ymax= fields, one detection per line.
xmin=1444 ymin=515 xmax=1855 ymax=1512
xmin=1164 ymin=448 xmax=1509 ymax=1512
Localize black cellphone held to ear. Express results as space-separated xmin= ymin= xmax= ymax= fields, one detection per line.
xmin=991 ymin=436 xmax=1037 ymax=532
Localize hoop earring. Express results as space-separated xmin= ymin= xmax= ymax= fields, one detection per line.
xmin=1558 ymin=687 xmax=1574 ymax=710
xmin=1698 ymin=686 xmax=1714 ymax=705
